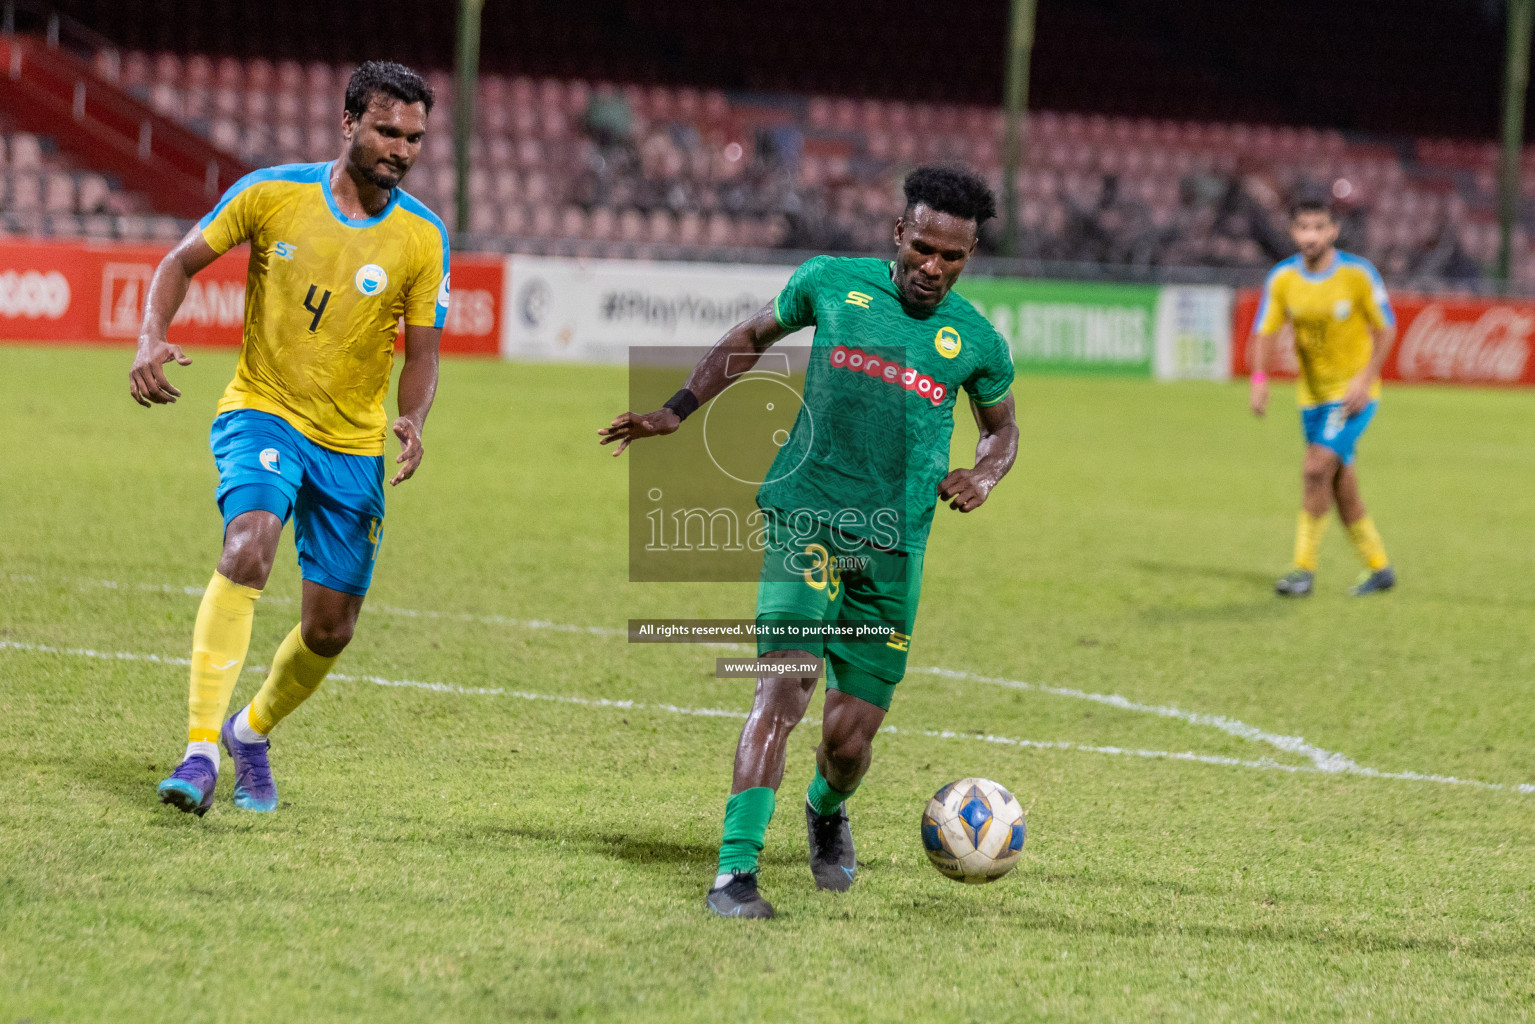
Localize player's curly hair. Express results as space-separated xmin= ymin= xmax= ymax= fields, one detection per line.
xmin=345 ymin=61 xmax=434 ymax=118
xmin=1289 ymin=196 xmax=1334 ymax=221
xmin=903 ymin=165 xmax=997 ymax=224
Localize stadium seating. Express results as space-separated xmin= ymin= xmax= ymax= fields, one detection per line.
xmin=4 ymin=46 xmax=1530 ymax=288
xmin=0 ymin=115 xmax=186 ymax=242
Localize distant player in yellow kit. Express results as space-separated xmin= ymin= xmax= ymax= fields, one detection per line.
xmin=128 ymin=61 xmax=448 ymax=814
xmin=1249 ymin=199 xmax=1395 ymax=597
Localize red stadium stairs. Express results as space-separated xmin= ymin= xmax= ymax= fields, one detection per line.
xmin=0 ymin=33 xmax=250 ymax=219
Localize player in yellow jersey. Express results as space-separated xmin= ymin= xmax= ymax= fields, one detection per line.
xmin=1249 ymin=199 xmax=1396 ymax=598
xmin=128 ymin=61 xmax=448 ymax=815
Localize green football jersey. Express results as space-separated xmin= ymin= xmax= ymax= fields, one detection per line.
xmin=756 ymin=256 xmax=1014 ymax=554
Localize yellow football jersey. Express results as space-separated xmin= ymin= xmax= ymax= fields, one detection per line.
xmin=1253 ymin=251 xmax=1394 ymax=406
xmin=199 ymin=162 xmax=450 ymax=455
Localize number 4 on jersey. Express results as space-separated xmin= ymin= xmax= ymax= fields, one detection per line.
xmin=303 ymin=284 xmax=331 ymax=333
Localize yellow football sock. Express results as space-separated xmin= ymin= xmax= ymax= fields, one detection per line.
xmin=1346 ymin=516 xmax=1390 ymax=571
xmin=1292 ymin=511 xmax=1328 ymax=572
xmin=187 ymin=573 xmax=262 ymax=743
xmin=248 ymin=625 xmax=337 ymax=735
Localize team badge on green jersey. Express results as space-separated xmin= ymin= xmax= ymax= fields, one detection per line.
xmin=935 ymin=326 xmax=962 ymax=358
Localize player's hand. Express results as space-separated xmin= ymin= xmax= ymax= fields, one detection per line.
xmin=598 ymin=409 xmax=681 ymax=457
xmin=1341 ymin=374 xmax=1372 ymax=416
xmin=1249 ymin=375 xmax=1269 ymax=417
xmin=938 ymin=468 xmax=992 ymax=513
xmin=128 ymin=337 xmax=192 ymax=407
xmin=390 ymin=417 xmax=424 ymax=485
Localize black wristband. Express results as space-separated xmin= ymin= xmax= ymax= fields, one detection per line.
xmin=663 ymin=388 xmax=700 ymax=422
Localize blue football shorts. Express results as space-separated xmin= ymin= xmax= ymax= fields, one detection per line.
xmin=210 ymin=409 xmax=386 ymax=596
xmin=1300 ymin=400 xmax=1378 ymax=465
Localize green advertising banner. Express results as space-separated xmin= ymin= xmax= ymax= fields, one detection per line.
xmin=958 ymin=278 xmax=1161 ymax=375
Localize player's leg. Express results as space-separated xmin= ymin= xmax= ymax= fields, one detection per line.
xmin=224 ymin=438 xmax=383 ymax=811
xmin=1301 ymin=443 xmax=1339 ymax=519
xmin=729 ymin=653 xmax=821 ymax=793
xmin=1277 ymin=443 xmax=1338 ymax=596
xmin=1327 ymin=403 xmax=1394 ymax=594
xmin=804 ymin=672 xmax=889 ymax=891
xmin=159 ymin=412 xmax=297 ymax=815
xmin=1335 ymin=464 xmax=1389 ymax=583
xmin=707 ymin=651 xmax=821 ymax=918
xmin=816 ymin=685 xmax=886 ymax=793
xmin=1278 ymin=405 xmax=1343 ymax=597
xmin=707 ymin=515 xmax=835 ymax=918
xmin=804 ymin=547 xmax=917 ymax=891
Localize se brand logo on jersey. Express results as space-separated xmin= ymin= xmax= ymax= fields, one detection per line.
xmin=272 ymin=242 xmax=297 ymax=260
xmin=934 ymin=326 xmax=962 ymax=358
xmin=259 ymin=448 xmax=281 ymax=473
xmin=355 ymin=264 xmax=388 ymax=296
xmin=1334 ymin=299 xmax=1352 ymax=321
xmin=845 ymin=290 xmax=873 ymax=309
xmin=436 ymin=272 xmax=451 ymax=310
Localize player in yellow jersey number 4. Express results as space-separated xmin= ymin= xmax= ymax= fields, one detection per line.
xmin=129 ymin=61 xmax=449 ymax=815
xmin=1249 ymin=199 xmax=1396 ymax=598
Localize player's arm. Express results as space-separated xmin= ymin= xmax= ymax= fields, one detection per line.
xmin=1248 ymin=326 xmax=1286 ymax=418
xmin=938 ymin=395 xmax=1018 ymax=513
xmin=390 ymin=322 xmax=441 ymax=486
xmin=1343 ymin=278 xmax=1397 ymax=416
xmin=128 ymin=228 xmax=221 ymax=407
xmin=1248 ymin=273 xmax=1288 ymax=418
xmin=1341 ymin=323 xmax=1395 ymax=416
xmin=597 ymin=302 xmax=790 ymax=457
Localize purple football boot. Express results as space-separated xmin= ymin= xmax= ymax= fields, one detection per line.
xmin=157 ymin=755 xmax=217 ymax=816
xmin=221 ymin=713 xmax=279 ymax=812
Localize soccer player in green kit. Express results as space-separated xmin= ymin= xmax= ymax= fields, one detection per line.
xmin=600 ymin=166 xmax=1019 ymax=918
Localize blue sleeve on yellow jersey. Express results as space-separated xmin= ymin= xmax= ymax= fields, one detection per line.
xmin=1253 ymin=256 xmax=1297 ymax=336
xmin=1337 ymin=252 xmax=1395 ymax=328
xmin=199 ymin=163 xmax=327 ymax=253
xmin=396 ymin=191 xmax=451 ymax=329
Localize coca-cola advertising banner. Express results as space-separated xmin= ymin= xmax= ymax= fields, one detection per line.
xmin=1232 ymin=288 xmax=1535 ymax=386
xmin=0 ymin=239 xmax=502 ymax=355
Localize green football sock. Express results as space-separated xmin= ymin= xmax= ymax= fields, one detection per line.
xmin=806 ymin=768 xmax=857 ymax=816
xmin=717 ymin=787 xmax=776 ymax=876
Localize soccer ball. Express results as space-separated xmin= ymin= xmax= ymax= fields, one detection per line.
xmin=920 ymin=777 xmax=1026 ymax=883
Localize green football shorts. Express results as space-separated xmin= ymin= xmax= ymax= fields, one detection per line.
xmin=754 ymin=510 xmax=923 ymax=711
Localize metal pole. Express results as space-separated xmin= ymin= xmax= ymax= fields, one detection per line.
xmin=1000 ymin=0 xmax=1037 ymax=258
xmin=453 ymin=0 xmax=484 ymax=237
xmin=1498 ymin=0 xmax=1534 ymax=287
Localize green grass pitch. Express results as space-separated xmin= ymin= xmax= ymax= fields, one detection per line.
xmin=2 ymin=345 xmax=1533 ymax=1022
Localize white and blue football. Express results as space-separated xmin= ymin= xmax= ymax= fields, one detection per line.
xmin=921 ymin=777 xmax=1026 ymax=883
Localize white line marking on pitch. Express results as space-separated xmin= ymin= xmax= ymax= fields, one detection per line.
xmin=7 ymin=572 xmax=1524 ymax=791
xmin=906 ymin=667 xmax=1366 ymax=775
xmin=2 ymin=638 xmax=1530 ymax=795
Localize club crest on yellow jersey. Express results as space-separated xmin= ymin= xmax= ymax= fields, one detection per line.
xmin=355 ymin=264 xmax=388 ymax=296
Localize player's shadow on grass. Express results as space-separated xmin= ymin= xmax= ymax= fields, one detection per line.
xmin=493 ymin=823 xmax=800 ymax=869
xmin=1132 ymin=559 xmax=1277 ymax=589
xmin=1137 ymin=602 xmax=1285 ymax=625
xmin=68 ymin=750 xmax=180 ymax=816
xmin=1130 ymin=560 xmax=1287 ymax=624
